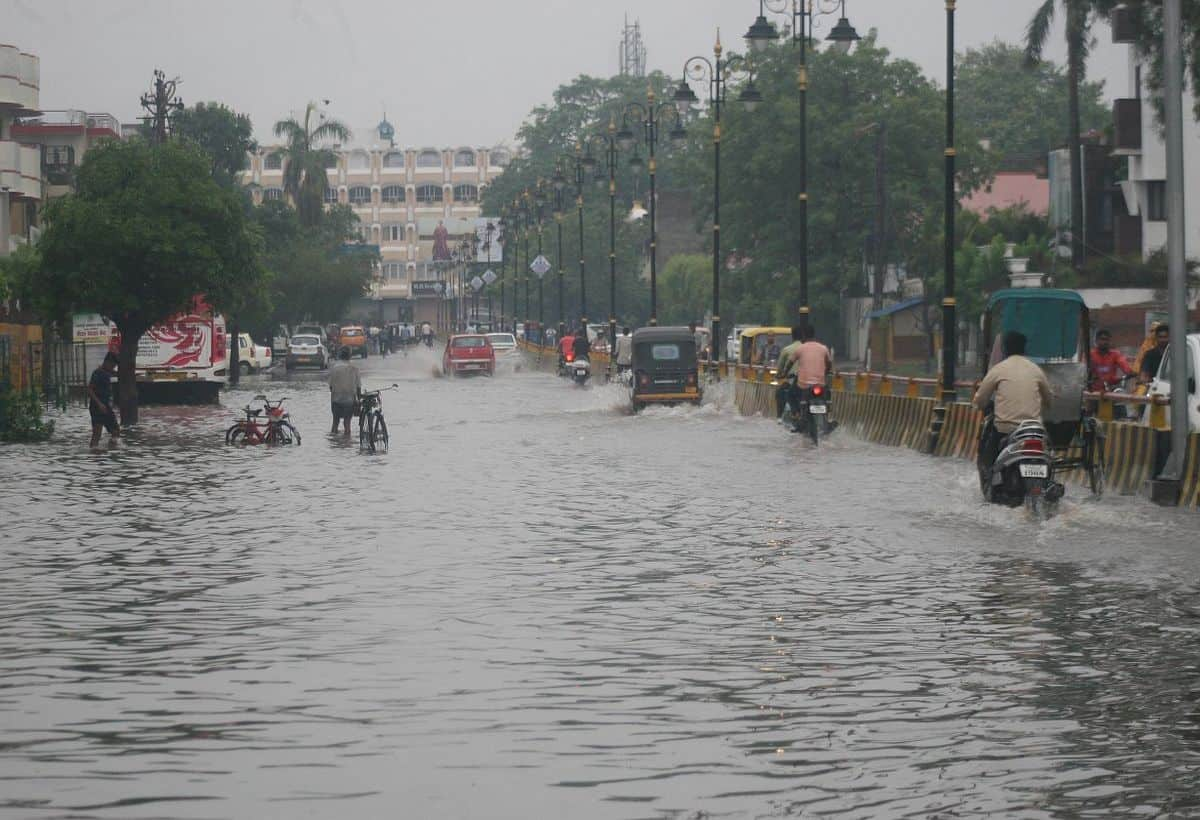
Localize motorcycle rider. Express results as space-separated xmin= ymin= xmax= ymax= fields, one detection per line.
xmin=775 ymin=325 xmax=832 ymax=419
xmin=973 ymin=330 xmax=1053 ymax=477
xmin=1089 ymin=329 xmax=1132 ymax=392
xmin=420 ymin=321 xmax=434 ymax=348
xmin=774 ymin=326 xmax=804 ymax=419
xmin=572 ymin=327 xmax=591 ymax=363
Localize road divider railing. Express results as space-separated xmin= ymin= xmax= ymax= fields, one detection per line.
xmin=729 ymin=364 xmax=1197 ymax=507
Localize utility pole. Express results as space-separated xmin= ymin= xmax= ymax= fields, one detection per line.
xmin=1151 ymin=0 xmax=1190 ymax=505
xmin=140 ymin=69 xmax=183 ymax=146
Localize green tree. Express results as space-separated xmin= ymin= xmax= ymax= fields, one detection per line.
xmin=658 ymin=254 xmax=711 ymax=325
xmin=1024 ymin=0 xmax=1100 ymax=269
xmin=172 ymin=101 xmax=256 ymax=185
xmin=250 ymin=201 xmax=377 ymax=331
xmin=273 ymin=102 xmax=351 ymax=227
xmin=957 ymin=41 xmax=1109 ymax=158
xmin=32 ymin=139 xmax=265 ymax=424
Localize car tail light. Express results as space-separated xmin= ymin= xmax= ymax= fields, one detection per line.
xmin=638 ymin=371 xmax=650 ymax=387
xmin=811 ymin=385 xmax=824 ymax=397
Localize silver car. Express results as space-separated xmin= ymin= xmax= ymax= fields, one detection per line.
xmin=486 ymin=332 xmax=519 ymax=365
xmin=286 ymin=334 xmax=328 ymax=370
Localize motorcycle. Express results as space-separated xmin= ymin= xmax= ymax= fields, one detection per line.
xmin=785 ymin=378 xmax=832 ymax=445
xmin=978 ymin=418 xmax=1064 ymax=516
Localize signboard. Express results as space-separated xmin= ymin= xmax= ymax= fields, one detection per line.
xmin=476 ymin=217 xmax=502 ymax=263
xmin=72 ymin=313 xmax=113 ymax=343
xmin=530 ymin=254 xmax=551 ymax=278
xmin=482 ymin=269 xmax=497 ymax=285
xmin=470 ymin=276 xmax=484 ymax=291
xmin=412 ymin=280 xmax=446 ymax=299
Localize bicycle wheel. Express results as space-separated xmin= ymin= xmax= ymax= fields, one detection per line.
xmin=372 ymin=413 xmax=389 ymax=451
xmin=284 ymin=421 xmax=301 ymax=446
xmin=265 ymin=423 xmax=286 ymax=445
xmin=359 ymin=413 xmax=374 ymax=452
xmin=226 ymin=423 xmax=245 ymax=445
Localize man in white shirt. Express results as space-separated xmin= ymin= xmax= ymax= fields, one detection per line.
xmin=615 ymin=326 xmax=633 ymax=374
xmin=973 ymin=331 xmax=1053 ymax=473
xmin=328 ymin=347 xmax=362 ymax=436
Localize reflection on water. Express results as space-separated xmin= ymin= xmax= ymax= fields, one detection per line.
xmin=1 ymin=347 xmax=1199 ymax=818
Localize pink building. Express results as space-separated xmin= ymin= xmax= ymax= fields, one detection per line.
xmin=961 ymin=169 xmax=1049 ymax=218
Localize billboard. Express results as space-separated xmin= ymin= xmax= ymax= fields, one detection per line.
xmin=412 ymin=280 xmax=447 ymax=299
xmin=475 ymin=217 xmax=502 ymax=263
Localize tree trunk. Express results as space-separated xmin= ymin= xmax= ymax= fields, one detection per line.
xmin=116 ymin=328 xmax=140 ymax=426
xmin=1067 ymin=7 xmax=1086 ymax=269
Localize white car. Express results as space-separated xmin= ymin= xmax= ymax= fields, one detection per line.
xmin=1147 ymin=332 xmax=1200 ymax=431
xmin=285 ymin=334 xmax=329 ymax=370
xmin=229 ymin=332 xmax=272 ymax=375
xmin=486 ymin=332 xmax=519 ymax=364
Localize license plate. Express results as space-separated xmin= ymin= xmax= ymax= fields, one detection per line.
xmin=463 ymin=363 xmax=482 ymax=369
xmin=1019 ymin=464 xmax=1048 ymax=478
xmin=809 ymin=404 xmax=827 ymax=414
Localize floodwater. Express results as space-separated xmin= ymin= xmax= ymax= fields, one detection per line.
xmin=2 ymin=347 xmax=1199 ymax=819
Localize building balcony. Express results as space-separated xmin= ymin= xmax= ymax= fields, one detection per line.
xmin=1113 ymin=98 xmax=1142 ymax=155
xmin=0 ymin=45 xmax=39 ymax=113
xmin=11 ymin=109 xmax=121 ymax=138
xmin=0 ymin=140 xmax=43 ymax=200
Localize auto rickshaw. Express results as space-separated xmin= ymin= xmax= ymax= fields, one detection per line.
xmin=979 ymin=288 xmax=1105 ymax=495
xmin=629 ymin=326 xmax=702 ymax=411
xmin=738 ymin=327 xmax=791 ymax=369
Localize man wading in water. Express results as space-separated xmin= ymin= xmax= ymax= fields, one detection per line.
xmin=87 ymin=351 xmax=121 ymax=449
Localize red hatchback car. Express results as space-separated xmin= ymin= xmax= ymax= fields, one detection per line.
xmin=443 ymin=334 xmax=495 ymax=377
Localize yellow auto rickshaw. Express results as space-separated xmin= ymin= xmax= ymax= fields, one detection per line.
xmin=738 ymin=327 xmax=791 ymax=370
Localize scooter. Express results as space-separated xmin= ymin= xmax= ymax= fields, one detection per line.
xmin=568 ymin=357 xmax=591 ymax=386
xmin=978 ymin=418 xmax=1063 ymax=516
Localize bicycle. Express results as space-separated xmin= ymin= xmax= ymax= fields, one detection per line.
xmin=225 ymin=395 xmax=301 ymax=446
xmin=358 ymin=385 xmax=397 ymax=453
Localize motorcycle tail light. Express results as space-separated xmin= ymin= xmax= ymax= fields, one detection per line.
xmin=1022 ymin=438 xmax=1045 ymax=452
xmin=686 ymin=372 xmax=697 ymax=385
xmin=812 ymin=385 xmax=824 ymax=397
xmin=566 ymin=352 xmax=575 ymax=363
xmin=638 ymin=372 xmax=650 ymax=387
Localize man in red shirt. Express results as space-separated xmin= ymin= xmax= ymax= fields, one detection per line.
xmin=1089 ymin=329 xmax=1132 ymax=392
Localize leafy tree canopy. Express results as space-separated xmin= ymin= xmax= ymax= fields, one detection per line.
xmin=172 ymin=101 xmax=256 ymax=185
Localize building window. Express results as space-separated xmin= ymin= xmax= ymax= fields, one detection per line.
xmin=383 ymin=151 xmax=405 ymax=169
xmin=453 ymin=184 xmax=478 ymax=203
xmin=323 ymin=152 xmax=339 ymax=170
xmin=265 ymin=152 xmax=283 ymax=170
xmin=349 ymin=151 xmax=370 ymax=170
xmin=324 ymin=187 xmax=341 ymax=204
xmin=454 ymin=149 xmax=476 ymax=167
xmin=490 ymin=148 xmax=511 ymax=168
xmin=383 ymin=262 xmax=405 ymax=281
xmin=381 ymin=185 xmax=405 ymax=204
xmin=417 ymin=149 xmax=441 ymax=168
xmin=384 ymin=224 xmax=403 ymax=242
xmin=349 ymin=186 xmax=372 ymax=205
xmin=1146 ymin=181 xmax=1166 ymax=222
xmin=416 ymin=184 xmax=443 ymax=205
xmin=263 ymin=187 xmax=284 ymax=202
xmin=43 ymin=145 xmax=75 ymax=184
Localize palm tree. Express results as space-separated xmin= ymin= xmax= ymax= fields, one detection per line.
xmin=273 ymin=102 xmax=351 ymax=227
xmin=1025 ymin=0 xmax=1096 ymax=269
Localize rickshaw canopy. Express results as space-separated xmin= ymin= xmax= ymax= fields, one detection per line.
xmin=739 ymin=327 xmax=791 ymax=365
xmin=984 ymin=289 xmax=1088 ymax=364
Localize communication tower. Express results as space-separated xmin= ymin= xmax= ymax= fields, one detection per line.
xmin=619 ymin=15 xmax=647 ymax=78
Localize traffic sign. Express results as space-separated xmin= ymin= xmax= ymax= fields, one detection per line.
xmin=482 ymin=268 xmax=497 ymax=285
xmin=530 ymin=254 xmax=551 ymax=278
xmin=470 ymin=276 xmax=484 ymax=291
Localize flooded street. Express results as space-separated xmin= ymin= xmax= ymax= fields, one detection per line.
xmin=2 ymin=348 xmax=1200 ymax=819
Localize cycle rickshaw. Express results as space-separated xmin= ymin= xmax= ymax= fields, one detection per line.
xmin=980 ymin=289 xmax=1106 ymax=496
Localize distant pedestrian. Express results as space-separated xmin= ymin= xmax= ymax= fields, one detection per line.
xmin=616 ymin=326 xmax=633 ymax=374
xmin=87 ymin=351 xmax=121 ymax=448
xmin=328 ymin=347 xmax=361 ymax=436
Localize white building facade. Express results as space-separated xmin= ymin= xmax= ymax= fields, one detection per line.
xmin=0 ymin=43 xmax=42 ymax=256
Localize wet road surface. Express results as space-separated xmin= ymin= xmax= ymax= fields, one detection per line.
xmin=2 ymin=347 xmax=1200 ymax=818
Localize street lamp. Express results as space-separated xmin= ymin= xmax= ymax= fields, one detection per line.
xmin=744 ymin=0 xmax=860 ymax=336
xmin=581 ymin=117 xmax=622 ymax=367
xmin=619 ymin=88 xmax=688 ymax=325
xmin=676 ymin=33 xmax=760 ymax=374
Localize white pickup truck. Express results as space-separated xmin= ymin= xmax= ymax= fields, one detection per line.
xmin=1147 ymin=332 xmax=1200 ymax=431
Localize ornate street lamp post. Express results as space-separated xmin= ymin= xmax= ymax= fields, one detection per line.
xmin=674 ymin=34 xmax=762 ymax=374
xmin=745 ymin=0 xmax=861 ymax=335
xmin=617 ymin=90 xmax=688 ymax=325
xmin=581 ymin=118 xmax=622 ymax=367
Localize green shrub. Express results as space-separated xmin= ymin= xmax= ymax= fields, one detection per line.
xmin=0 ymin=389 xmax=54 ymax=443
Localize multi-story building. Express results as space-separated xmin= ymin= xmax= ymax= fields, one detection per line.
xmin=10 ymin=110 xmax=123 ymax=201
xmin=0 ymin=43 xmax=42 ymax=257
xmin=242 ymin=118 xmax=511 ymax=323
xmin=1110 ymin=6 xmax=1200 ymax=260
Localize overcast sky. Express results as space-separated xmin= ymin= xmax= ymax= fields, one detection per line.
xmin=5 ymin=0 xmax=1128 ymax=148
